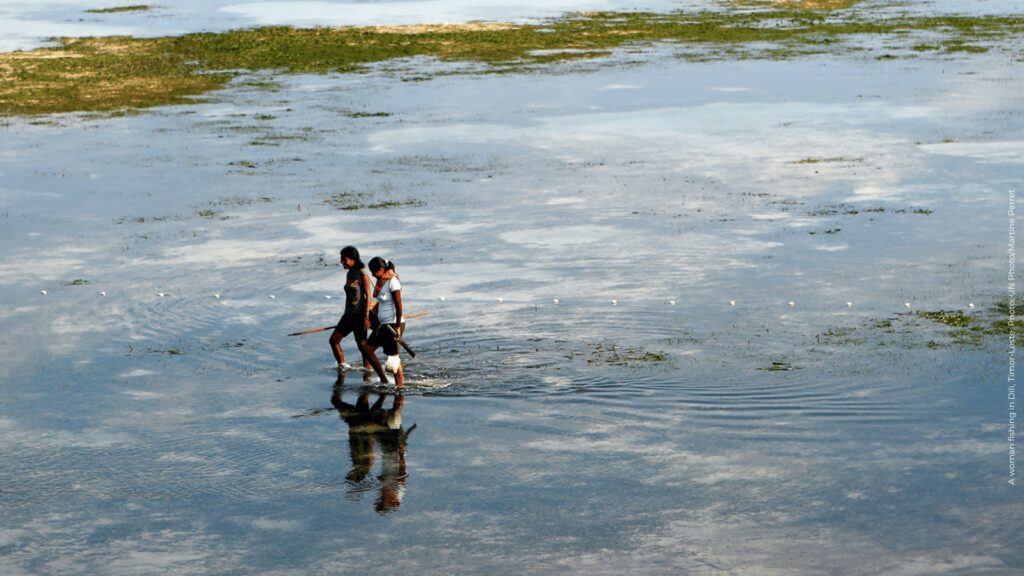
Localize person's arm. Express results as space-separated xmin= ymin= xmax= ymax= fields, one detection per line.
xmin=368 ymin=276 xmax=381 ymax=313
xmin=362 ymin=273 xmax=373 ymax=329
xmin=393 ymin=288 xmax=403 ymax=329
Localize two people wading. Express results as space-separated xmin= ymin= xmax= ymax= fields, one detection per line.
xmin=329 ymin=246 xmax=405 ymax=387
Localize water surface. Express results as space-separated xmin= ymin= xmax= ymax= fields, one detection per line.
xmin=1 ymin=8 xmax=1021 ymax=575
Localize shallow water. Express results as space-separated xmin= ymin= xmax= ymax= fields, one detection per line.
xmin=1 ymin=5 xmax=1023 ymax=575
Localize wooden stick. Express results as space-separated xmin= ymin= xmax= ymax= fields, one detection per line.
xmin=386 ymin=324 xmax=416 ymax=358
xmin=286 ymin=325 xmax=336 ymax=337
xmin=287 ymin=311 xmax=430 ymax=337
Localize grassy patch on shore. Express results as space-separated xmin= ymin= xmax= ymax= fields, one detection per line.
xmin=2 ymin=10 xmax=1023 ymax=115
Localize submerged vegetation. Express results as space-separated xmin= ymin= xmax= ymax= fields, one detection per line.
xmin=940 ymin=302 xmax=1015 ymax=341
xmin=326 ymin=190 xmax=423 ymax=211
xmin=579 ymin=342 xmax=668 ymax=366
xmin=794 ymin=156 xmax=861 ymax=164
xmin=85 ymin=5 xmax=152 ymax=14
xmin=817 ymin=300 xmax=1020 ymax=351
xmin=1 ymin=9 xmax=1023 ymax=115
xmin=758 ymin=360 xmax=797 ymax=371
xmin=917 ymin=309 xmax=974 ymax=328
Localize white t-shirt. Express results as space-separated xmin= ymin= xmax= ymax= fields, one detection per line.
xmin=375 ymin=276 xmax=402 ymax=324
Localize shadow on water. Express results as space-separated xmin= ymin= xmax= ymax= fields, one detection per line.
xmin=329 ymin=372 xmax=415 ymax=515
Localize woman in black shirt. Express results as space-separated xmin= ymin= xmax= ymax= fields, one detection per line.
xmin=330 ymin=246 xmax=387 ymax=383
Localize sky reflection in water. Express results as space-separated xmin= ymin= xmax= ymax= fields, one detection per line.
xmin=0 ymin=8 xmax=1022 ymax=575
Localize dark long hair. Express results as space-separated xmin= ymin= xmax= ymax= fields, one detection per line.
xmin=341 ymin=246 xmax=364 ymax=270
xmin=368 ymin=256 xmax=396 ymax=275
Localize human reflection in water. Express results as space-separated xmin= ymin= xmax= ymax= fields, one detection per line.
xmin=331 ymin=372 xmax=415 ymax=514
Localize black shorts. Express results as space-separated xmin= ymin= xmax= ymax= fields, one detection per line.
xmin=368 ymin=323 xmax=400 ymax=356
xmin=334 ymin=315 xmax=368 ymax=342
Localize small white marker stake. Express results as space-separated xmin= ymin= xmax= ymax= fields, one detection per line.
xmin=100 ymin=291 xmax=106 ymax=296
xmin=612 ymin=300 xmax=618 ymax=306
xmin=553 ymin=298 xmax=559 ymax=304
xmin=439 ymin=296 xmax=446 ymax=301
xmin=788 ymin=301 xmax=795 ymax=307
xmin=669 ymin=300 xmax=676 ymax=306
xmin=729 ymin=300 xmax=736 ymax=307
xmin=497 ymin=297 xmax=503 ymax=303
xmin=324 ymin=295 xmax=331 ymax=300
xmin=968 ymin=303 xmax=975 ymax=309
xmin=40 ymin=290 xmax=47 ymax=295
xmin=214 ymin=293 xmax=221 ymax=299
xmin=905 ymin=302 xmax=911 ymax=309
xmin=846 ymin=302 xmax=853 ymax=308
xmin=158 ymin=292 xmax=165 ymax=298
xmin=269 ymin=294 xmax=276 ymax=300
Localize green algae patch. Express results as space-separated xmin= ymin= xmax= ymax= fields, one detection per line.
xmin=913 ymin=304 xmax=1022 ymax=344
xmin=917 ymin=309 xmax=974 ymax=327
xmin=326 ymin=190 xmax=423 ymax=211
xmin=808 ymin=299 xmax=1020 ymax=352
xmin=758 ymin=360 xmax=797 ymax=371
xmin=345 ymin=111 xmax=392 ymax=118
xmin=794 ymin=156 xmax=861 ymax=164
xmin=582 ymin=342 xmax=667 ymax=366
xmin=2 ymin=11 xmax=1024 ymax=115
xmin=806 ymin=203 xmax=934 ymax=219
xmin=86 ymin=5 xmax=152 ymax=13
xmin=989 ymin=300 xmax=1023 ymax=337
xmin=816 ymin=327 xmax=865 ymax=345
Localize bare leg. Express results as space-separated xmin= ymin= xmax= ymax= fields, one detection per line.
xmin=329 ymin=329 xmax=347 ymax=366
xmin=363 ymin=343 xmax=378 ymax=372
xmin=359 ymin=340 xmax=387 ymax=383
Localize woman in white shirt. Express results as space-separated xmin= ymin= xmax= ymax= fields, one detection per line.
xmin=367 ymin=257 xmax=404 ymax=387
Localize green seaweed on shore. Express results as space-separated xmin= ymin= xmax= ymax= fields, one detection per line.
xmin=2 ymin=10 xmax=1023 ymax=115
